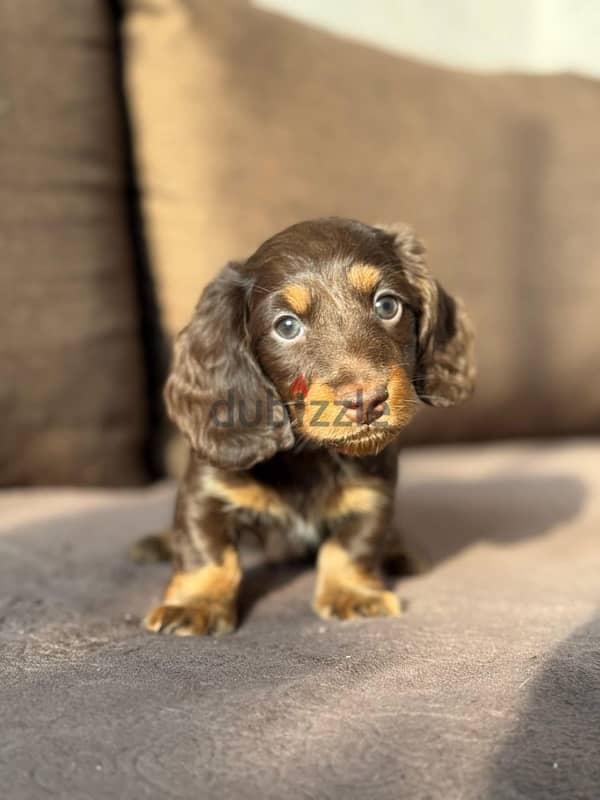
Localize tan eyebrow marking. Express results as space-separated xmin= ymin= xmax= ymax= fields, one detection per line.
xmin=348 ymin=264 xmax=381 ymax=293
xmin=282 ymin=284 xmax=312 ymax=315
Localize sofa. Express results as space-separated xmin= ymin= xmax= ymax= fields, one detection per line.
xmin=1 ymin=2 xmax=599 ymax=798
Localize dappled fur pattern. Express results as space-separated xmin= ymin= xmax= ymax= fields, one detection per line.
xmin=144 ymin=218 xmax=475 ymax=635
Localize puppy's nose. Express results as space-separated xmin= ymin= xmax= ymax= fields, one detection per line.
xmin=339 ymin=384 xmax=389 ymax=425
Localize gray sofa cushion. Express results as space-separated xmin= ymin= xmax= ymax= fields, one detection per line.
xmin=1 ymin=441 xmax=599 ymax=798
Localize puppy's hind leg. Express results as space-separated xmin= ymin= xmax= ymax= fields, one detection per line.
xmin=129 ymin=529 xmax=174 ymax=564
xmin=382 ymin=525 xmax=431 ymax=576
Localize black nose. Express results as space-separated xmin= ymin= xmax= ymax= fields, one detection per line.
xmin=340 ymin=385 xmax=389 ymax=425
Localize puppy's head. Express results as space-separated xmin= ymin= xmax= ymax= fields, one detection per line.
xmin=165 ymin=218 xmax=475 ymax=469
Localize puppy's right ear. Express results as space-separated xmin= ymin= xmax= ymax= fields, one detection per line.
xmin=164 ymin=263 xmax=294 ymax=470
xmin=378 ymin=224 xmax=476 ymax=408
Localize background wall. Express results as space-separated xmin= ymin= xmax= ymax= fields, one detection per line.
xmin=254 ymin=0 xmax=600 ymax=77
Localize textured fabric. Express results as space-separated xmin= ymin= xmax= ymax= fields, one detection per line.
xmin=0 ymin=0 xmax=147 ymax=485
xmin=123 ymin=0 xmax=600 ymax=445
xmin=1 ymin=441 xmax=599 ymax=798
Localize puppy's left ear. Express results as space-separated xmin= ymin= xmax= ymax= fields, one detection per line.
xmin=164 ymin=263 xmax=295 ymax=470
xmin=379 ymin=224 xmax=476 ymax=407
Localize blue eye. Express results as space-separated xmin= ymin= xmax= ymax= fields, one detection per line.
xmin=374 ymin=293 xmax=402 ymax=322
xmin=274 ymin=315 xmax=304 ymax=340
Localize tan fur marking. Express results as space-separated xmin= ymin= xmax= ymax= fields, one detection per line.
xmin=204 ymin=475 xmax=290 ymax=518
xmin=163 ymin=547 xmax=241 ymax=606
xmin=313 ymin=540 xmax=400 ymax=620
xmin=348 ymin=263 xmax=381 ymax=293
xmin=144 ymin=547 xmax=242 ymax=636
xmin=385 ymin=364 xmax=417 ymax=428
xmin=325 ymin=483 xmax=388 ymax=519
xmin=282 ymin=284 xmax=311 ymax=315
xmin=317 ymin=540 xmax=381 ymax=591
xmin=300 ymin=380 xmax=338 ymax=435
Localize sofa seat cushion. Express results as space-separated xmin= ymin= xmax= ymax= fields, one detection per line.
xmin=1 ymin=440 xmax=599 ymax=798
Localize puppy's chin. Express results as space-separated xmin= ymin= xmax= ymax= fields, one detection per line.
xmin=333 ymin=429 xmax=399 ymax=456
xmin=300 ymin=424 xmax=405 ymax=456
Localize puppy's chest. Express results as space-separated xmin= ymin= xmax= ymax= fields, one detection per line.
xmin=204 ymin=463 xmax=327 ymax=551
xmin=203 ymin=452 xmax=383 ymax=558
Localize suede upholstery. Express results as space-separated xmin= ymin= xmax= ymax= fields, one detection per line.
xmin=0 ymin=0 xmax=147 ymax=485
xmin=1 ymin=442 xmax=599 ymax=798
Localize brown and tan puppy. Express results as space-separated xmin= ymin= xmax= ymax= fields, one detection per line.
xmin=142 ymin=218 xmax=475 ymax=636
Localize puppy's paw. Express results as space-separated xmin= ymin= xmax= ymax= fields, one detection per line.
xmin=313 ymin=585 xmax=401 ymax=621
xmin=143 ymin=601 xmax=237 ymax=637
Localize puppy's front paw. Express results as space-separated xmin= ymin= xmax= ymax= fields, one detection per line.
xmin=143 ymin=600 xmax=237 ymax=637
xmin=313 ymin=585 xmax=401 ymax=621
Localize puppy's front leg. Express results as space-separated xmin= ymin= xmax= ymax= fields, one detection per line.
xmin=314 ymin=493 xmax=401 ymax=621
xmin=144 ymin=495 xmax=241 ymax=637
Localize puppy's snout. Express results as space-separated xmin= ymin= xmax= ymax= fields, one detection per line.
xmin=338 ymin=384 xmax=389 ymax=425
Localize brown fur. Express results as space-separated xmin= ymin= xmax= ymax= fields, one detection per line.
xmin=142 ymin=218 xmax=475 ymax=635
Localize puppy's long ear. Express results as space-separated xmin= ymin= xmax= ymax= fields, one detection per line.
xmin=164 ymin=263 xmax=295 ymax=470
xmin=381 ymin=224 xmax=476 ymax=407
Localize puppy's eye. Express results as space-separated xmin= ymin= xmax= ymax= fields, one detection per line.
xmin=374 ymin=293 xmax=402 ymax=322
xmin=274 ymin=315 xmax=304 ymax=340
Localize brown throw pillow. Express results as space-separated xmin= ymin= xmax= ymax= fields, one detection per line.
xmin=123 ymin=0 xmax=600 ymax=443
xmin=0 ymin=1 xmax=148 ymax=485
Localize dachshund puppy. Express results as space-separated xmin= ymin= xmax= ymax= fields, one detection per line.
xmin=143 ymin=218 xmax=475 ymax=636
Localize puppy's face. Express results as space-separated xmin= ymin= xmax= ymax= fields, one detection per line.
xmin=165 ymin=218 xmax=475 ymax=470
xmin=248 ymin=242 xmax=421 ymax=455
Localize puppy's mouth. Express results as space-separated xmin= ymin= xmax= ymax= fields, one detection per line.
xmin=291 ymin=406 xmax=413 ymax=455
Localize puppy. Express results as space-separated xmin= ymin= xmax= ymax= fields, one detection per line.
xmin=143 ymin=218 xmax=475 ymax=636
